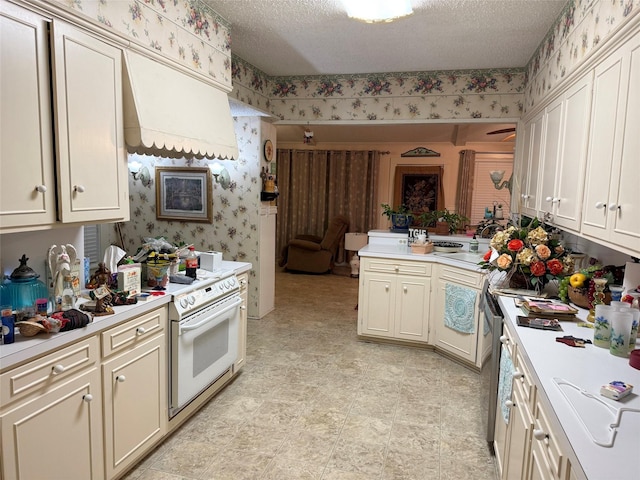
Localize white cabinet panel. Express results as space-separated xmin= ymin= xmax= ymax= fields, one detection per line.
xmin=0 ymin=2 xmax=56 ymax=229
xmin=51 ymin=21 xmax=129 ymax=223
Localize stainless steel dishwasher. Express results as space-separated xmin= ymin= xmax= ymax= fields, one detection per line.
xmin=481 ymin=280 xmax=505 ymax=446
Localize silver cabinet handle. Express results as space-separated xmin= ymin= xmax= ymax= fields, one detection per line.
xmin=608 ymin=203 xmax=619 ymax=211
xmin=74 ymin=185 xmax=85 ymax=193
xmin=116 ymin=375 xmax=126 ymax=383
xmin=499 ymin=335 xmax=509 ymax=344
xmin=83 ymin=394 xmax=93 ymax=403
xmin=136 ymin=326 xmax=146 ymax=335
xmin=35 ymin=185 xmax=47 ymax=193
xmin=52 ymin=364 xmax=65 ymax=374
xmin=505 ymin=400 xmax=515 ymax=408
xmin=512 ymin=371 xmax=524 ymax=379
xmin=595 ymin=202 xmax=606 ymax=209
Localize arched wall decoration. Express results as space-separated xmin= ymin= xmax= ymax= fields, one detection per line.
xmin=400 ymin=147 xmax=441 ymax=157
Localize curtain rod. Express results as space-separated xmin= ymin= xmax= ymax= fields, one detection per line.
xmin=473 ymin=151 xmax=514 ymax=155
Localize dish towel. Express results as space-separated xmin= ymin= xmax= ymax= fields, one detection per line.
xmin=498 ymin=347 xmax=514 ymax=423
xmin=444 ymin=283 xmax=477 ymax=334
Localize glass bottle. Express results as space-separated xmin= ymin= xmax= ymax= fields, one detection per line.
xmin=587 ymin=277 xmax=607 ymax=323
xmin=470 ymin=234 xmax=479 ymax=253
xmin=185 ymin=247 xmax=198 ymax=279
xmin=61 ymin=276 xmax=75 ymax=311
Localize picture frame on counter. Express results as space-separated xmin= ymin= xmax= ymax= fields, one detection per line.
xmin=156 ymin=167 xmax=212 ymax=223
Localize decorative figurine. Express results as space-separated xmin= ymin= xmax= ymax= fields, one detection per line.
xmin=48 ymin=244 xmax=77 ymax=305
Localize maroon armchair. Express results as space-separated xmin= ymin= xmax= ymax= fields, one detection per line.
xmin=280 ymin=215 xmax=350 ymax=273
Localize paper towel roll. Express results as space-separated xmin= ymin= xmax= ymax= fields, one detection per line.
xmin=622 ymin=262 xmax=640 ymax=293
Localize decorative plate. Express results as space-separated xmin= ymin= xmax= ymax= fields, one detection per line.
xmin=263 ymin=139 xmax=274 ymax=162
xmin=432 ymin=241 xmax=463 ymax=253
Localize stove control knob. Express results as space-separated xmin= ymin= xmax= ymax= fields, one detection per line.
xmin=180 ymin=298 xmax=188 ymax=309
xmin=188 ymin=295 xmax=196 ymax=305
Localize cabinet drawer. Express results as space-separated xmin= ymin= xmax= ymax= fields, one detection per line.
xmin=533 ymin=400 xmax=564 ymax=478
xmin=101 ymin=307 xmax=166 ymax=357
xmin=514 ymin=349 xmax=536 ymax=408
xmin=363 ymin=258 xmax=432 ymax=276
xmin=439 ymin=265 xmax=483 ymax=287
xmin=0 ymin=336 xmax=99 ymax=408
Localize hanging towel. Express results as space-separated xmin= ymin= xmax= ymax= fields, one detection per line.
xmin=498 ymin=347 xmax=514 ymax=423
xmin=444 ymin=283 xmax=477 ymax=334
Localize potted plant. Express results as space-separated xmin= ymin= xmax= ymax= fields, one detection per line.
xmin=381 ymin=203 xmax=414 ymax=232
xmin=417 ymin=209 xmax=469 ymax=235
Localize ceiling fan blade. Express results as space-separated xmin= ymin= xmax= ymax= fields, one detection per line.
xmin=487 ymin=128 xmax=516 ymax=135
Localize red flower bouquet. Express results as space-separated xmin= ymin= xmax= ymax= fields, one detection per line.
xmin=479 ymin=217 xmax=573 ymax=291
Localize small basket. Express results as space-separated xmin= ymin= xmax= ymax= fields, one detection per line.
xmin=15 ymin=321 xmax=47 ymax=337
xmin=410 ymin=242 xmax=434 ymax=254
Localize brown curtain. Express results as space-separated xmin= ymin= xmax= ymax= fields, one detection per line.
xmin=455 ymin=149 xmax=476 ymax=220
xmin=276 ymin=149 xmax=380 ymax=263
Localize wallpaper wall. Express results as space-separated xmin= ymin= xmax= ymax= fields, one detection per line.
xmin=230 ymin=0 xmax=640 ymax=121
xmin=111 ymin=117 xmax=268 ymax=317
xmin=525 ymin=0 xmax=639 ymax=112
xmin=52 ymin=0 xmax=232 ymax=89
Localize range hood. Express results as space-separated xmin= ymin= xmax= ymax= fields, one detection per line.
xmin=122 ymin=50 xmax=238 ymax=160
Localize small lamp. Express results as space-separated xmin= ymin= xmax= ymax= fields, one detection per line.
xmin=129 ymin=160 xmax=151 ymax=186
xmin=345 ymin=233 xmax=368 ymax=277
xmin=489 ymin=170 xmax=512 ymax=194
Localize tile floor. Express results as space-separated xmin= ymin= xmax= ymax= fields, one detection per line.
xmin=124 ymin=270 xmax=498 ymax=480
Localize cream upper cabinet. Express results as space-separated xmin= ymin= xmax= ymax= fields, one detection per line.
xmin=51 ymin=20 xmax=129 ymax=224
xmin=0 ymin=1 xmax=129 ymax=232
xmin=517 ymin=113 xmax=544 ymax=218
xmin=582 ymin=30 xmax=640 ymax=255
xmin=0 ymin=2 xmax=56 ymax=229
xmin=539 ymin=74 xmax=592 ymax=232
xmin=358 ymin=258 xmax=431 ymax=343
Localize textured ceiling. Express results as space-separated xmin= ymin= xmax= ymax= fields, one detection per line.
xmin=206 ymin=0 xmax=568 ymax=77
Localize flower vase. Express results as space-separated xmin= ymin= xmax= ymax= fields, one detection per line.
xmin=508 ymin=271 xmax=533 ymax=290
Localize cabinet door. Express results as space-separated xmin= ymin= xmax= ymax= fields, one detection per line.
xmin=553 ymin=75 xmax=592 ymax=231
xmin=51 ymin=21 xmax=129 ymax=223
xmin=609 ymin=34 xmax=640 ymax=249
xmin=519 ymin=113 xmax=544 ymax=217
xmin=432 ymin=277 xmax=480 ymax=364
xmin=358 ymin=272 xmax=395 ymax=337
xmin=504 ymin=381 xmax=534 ymax=480
xmin=0 ymin=2 xmax=56 ymax=230
xmin=1 ymin=368 xmax=104 ymax=480
xmin=394 ymin=276 xmax=430 ymax=342
xmin=539 ymin=99 xmax=563 ymax=216
xmin=582 ymin=30 xmax=640 ymax=254
xmin=102 ymin=334 xmax=166 ymax=479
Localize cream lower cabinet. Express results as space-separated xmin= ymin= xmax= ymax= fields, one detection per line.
xmin=431 ymin=265 xmax=487 ymax=367
xmin=236 ymin=272 xmax=249 ymax=371
xmin=358 ymin=257 xmax=431 ymax=343
xmin=495 ymin=323 xmax=576 ymax=480
xmin=101 ymin=307 xmax=167 ymax=480
xmin=0 ymin=337 xmax=104 ymax=480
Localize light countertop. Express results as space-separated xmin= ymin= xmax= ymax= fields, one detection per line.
xmin=0 ymin=261 xmax=252 ymax=372
xmin=358 ymin=244 xmax=487 ymax=272
xmin=498 ymin=296 xmax=640 ymax=480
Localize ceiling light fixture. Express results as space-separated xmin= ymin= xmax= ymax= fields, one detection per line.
xmin=343 ymin=0 xmax=413 ymax=23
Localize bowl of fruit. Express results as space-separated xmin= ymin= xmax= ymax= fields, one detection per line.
xmin=559 ymin=265 xmax=615 ymax=308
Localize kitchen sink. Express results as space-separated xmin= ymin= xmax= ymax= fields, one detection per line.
xmin=432 ymin=251 xmax=485 ymax=265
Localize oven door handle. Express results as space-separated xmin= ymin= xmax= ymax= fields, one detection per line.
xmin=179 ymin=296 xmax=242 ymax=334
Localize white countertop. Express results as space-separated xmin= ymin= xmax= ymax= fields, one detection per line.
xmin=0 ymin=261 xmax=252 ymax=372
xmin=358 ymin=243 xmax=487 ymax=272
xmin=498 ymin=296 xmax=640 ymax=480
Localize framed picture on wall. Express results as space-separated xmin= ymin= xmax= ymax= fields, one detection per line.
xmin=393 ymin=166 xmax=444 ymax=216
xmin=156 ymin=167 xmax=212 ymax=223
